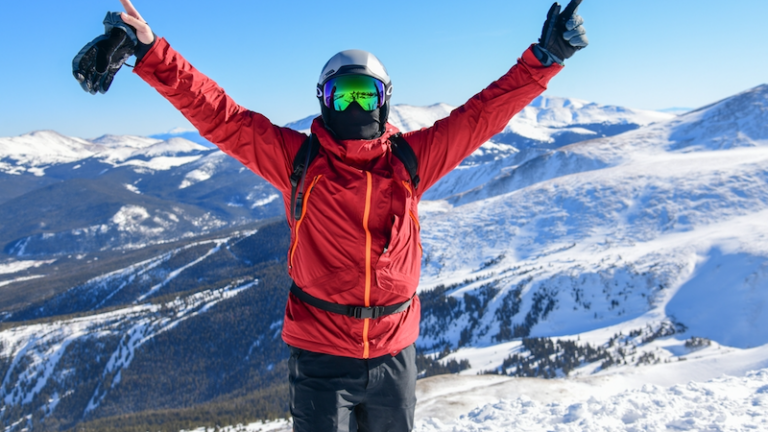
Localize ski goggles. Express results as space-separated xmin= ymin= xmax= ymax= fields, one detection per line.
xmin=319 ymin=75 xmax=388 ymax=112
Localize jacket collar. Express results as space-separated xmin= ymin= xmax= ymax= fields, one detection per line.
xmin=311 ymin=117 xmax=401 ymax=167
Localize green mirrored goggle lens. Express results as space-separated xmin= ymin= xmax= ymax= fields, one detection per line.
xmin=323 ymin=75 xmax=385 ymax=112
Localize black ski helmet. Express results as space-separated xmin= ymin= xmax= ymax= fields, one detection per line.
xmin=317 ymin=50 xmax=393 ymax=140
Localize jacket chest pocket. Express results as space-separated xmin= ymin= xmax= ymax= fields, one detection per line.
xmin=287 ymin=173 xmax=364 ymax=294
xmin=374 ymin=180 xmax=422 ymax=298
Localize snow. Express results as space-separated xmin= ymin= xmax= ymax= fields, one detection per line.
xmin=179 ymin=152 xmax=226 ymax=189
xmin=518 ymin=95 xmax=673 ymax=129
xmin=187 ymin=367 xmax=768 ymax=432
xmin=0 ymin=277 xmax=254 ymax=414
xmin=251 ymin=193 xmax=280 ymax=208
xmin=0 ymin=95 xmax=671 ymax=179
xmin=0 ymin=275 xmax=45 ymax=288
xmin=659 ymin=107 xmax=694 ymax=115
xmin=132 ymin=138 xmax=208 ymax=158
xmin=90 ymin=134 xmax=161 ymax=149
xmin=665 ymin=250 xmax=768 ymax=349
xmin=111 ymin=205 xmax=152 ymax=232
xmin=182 ymin=419 xmax=292 ymax=432
xmin=117 ymin=155 xmax=204 ymax=171
xmin=0 ymin=131 xmax=206 ymax=175
xmin=0 ymin=130 xmax=95 ymax=171
xmin=389 ymin=103 xmax=455 ymax=132
xmin=0 ymin=259 xmax=55 ymax=275
xmin=135 ymin=238 xmax=230 ymax=302
xmin=180 ymin=168 xmax=213 ymax=189
xmin=414 ymin=369 xmax=768 ymax=431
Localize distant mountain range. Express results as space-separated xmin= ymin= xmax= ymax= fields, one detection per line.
xmin=0 ymin=97 xmax=673 ymax=259
xmin=1 ymin=87 xmax=766 ymax=432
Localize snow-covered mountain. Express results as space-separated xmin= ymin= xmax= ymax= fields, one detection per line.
xmin=415 ymin=84 xmax=768 ymax=342
xmin=0 ymin=86 xmax=766 ymax=431
xmin=149 ymin=127 xmax=217 ymax=148
xmin=0 ymin=132 xmax=284 ymax=257
xmin=287 ymin=97 xmax=674 ymax=166
xmin=0 ymin=131 xmax=209 ymax=177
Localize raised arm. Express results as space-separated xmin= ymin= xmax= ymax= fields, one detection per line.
xmin=404 ymin=0 xmax=588 ymax=193
xmin=119 ymin=0 xmax=304 ymax=192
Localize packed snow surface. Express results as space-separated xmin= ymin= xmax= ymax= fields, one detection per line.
xmin=184 ymin=367 xmax=768 ymax=432
xmin=415 ymin=370 xmax=768 ymax=431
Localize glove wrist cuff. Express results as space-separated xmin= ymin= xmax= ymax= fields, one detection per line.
xmin=533 ymin=44 xmax=563 ymax=67
xmin=134 ymin=34 xmax=157 ymax=62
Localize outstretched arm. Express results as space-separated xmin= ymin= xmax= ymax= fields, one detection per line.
xmin=118 ymin=0 xmax=305 ymax=192
xmin=404 ymin=0 xmax=588 ymax=193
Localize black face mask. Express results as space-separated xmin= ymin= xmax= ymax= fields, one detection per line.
xmin=321 ymin=101 xmax=389 ymax=141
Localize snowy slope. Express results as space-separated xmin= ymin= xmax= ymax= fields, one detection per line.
xmin=420 ymin=97 xmax=674 ymax=200
xmin=0 ymin=277 xmax=253 ymax=420
xmin=444 ymin=84 xmax=768 ymax=206
xmin=0 ymin=223 xmax=293 ymax=429
xmin=411 ymin=85 xmax=768 ymax=388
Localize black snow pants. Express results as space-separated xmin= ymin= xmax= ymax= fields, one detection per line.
xmin=288 ymin=344 xmax=417 ymax=432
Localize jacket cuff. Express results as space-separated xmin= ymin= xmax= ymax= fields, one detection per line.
xmin=519 ymin=44 xmax=563 ymax=88
xmin=134 ymin=34 xmax=158 ymax=62
xmin=132 ymin=37 xmax=170 ymax=87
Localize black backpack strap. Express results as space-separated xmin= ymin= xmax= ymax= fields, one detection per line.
xmin=289 ymin=134 xmax=320 ymax=221
xmin=390 ymin=133 xmax=420 ymax=189
xmin=290 ymin=281 xmax=413 ymax=319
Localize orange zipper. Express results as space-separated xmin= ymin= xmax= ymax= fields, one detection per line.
xmin=409 ymin=210 xmax=423 ymax=256
xmin=362 ymin=171 xmax=373 ymax=359
xmin=408 ymin=210 xmax=420 ymax=231
xmin=402 ymin=180 xmax=412 ymax=195
xmin=289 ymin=175 xmax=322 ymax=269
xmin=404 ymin=181 xmax=423 ymax=255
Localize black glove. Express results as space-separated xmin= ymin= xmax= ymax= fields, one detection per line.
xmin=534 ymin=0 xmax=589 ymax=66
xmin=72 ymin=12 xmax=138 ymax=95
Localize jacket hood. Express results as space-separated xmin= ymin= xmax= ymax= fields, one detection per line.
xmin=311 ymin=117 xmax=401 ymax=167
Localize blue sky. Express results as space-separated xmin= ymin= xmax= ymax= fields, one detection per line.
xmin=1 ymin=0 xmax=766 ymax=138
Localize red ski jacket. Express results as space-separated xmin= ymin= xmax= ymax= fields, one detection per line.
xmin=134 ymin=39 xmax=561 ymax=359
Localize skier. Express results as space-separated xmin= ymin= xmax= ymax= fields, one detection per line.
xmin=74 ymin=1 xmax=587 ymax=430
